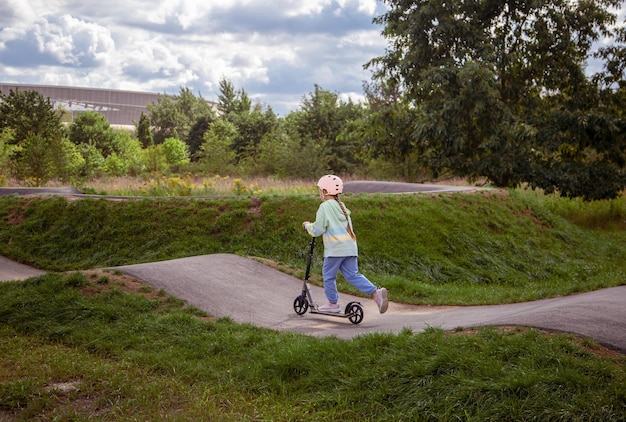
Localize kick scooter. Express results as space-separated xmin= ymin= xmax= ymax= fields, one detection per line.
xmin=293 ymin=237 xmax=364 ymax=324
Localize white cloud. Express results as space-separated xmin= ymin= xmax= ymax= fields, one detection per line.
xmin=0 ymin=0 xmax=388 ymax=114
xmin=0 ymin=0 xmax=47 ymax=27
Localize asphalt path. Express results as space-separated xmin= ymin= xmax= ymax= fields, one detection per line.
xmin=0 ymin=256 xmax=46 ymax=280
xmin=109 ymin=256 xmax=626 ymax=353
xmin=0 ymin=181 xmax=478 ymax=198
xmin=1 ymin=182 xmax=624 ymax=353
xmin=343 ymin=180 xmax=479 ymax=194
xmin=0 ymin=187 xmax=83 ymax=196
xmin=1 ymin=254 xmax=624 ymax=353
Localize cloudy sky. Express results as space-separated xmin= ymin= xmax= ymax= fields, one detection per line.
xmin=0 ymin=0 xmax=389 ymax=115
xmin=1 ymin=1 xmax=624 ymax=117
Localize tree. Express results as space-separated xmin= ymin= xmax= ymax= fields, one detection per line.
xmin=148 ymin=87 xmax=216 ymax=145
xmin=0 ymin=128 xmax=17 ymax=179
xmin=369 ymin=0 xmax=625 ymax=199
xmin=105 ymin=131 xmax=144 ymax=176
xmin=187 ymin=116 xmax=214 ymax=160
xmin=217 ymin=78 xmax=251 ymax=116
xmin=231 ymin=104 xmax=278 ymax=158
xmin=215 ymin=79 xmax=274 ymax=159
xmin=136 ymin=112 xmax=153 ymax=148
xmin=197 ymin=120 xmax=237 ymax=175
xmin=347 ymin=80 xmax=422 ymax=180
xmin=73 ymin=143 xmax=105 ymax=179
xmin=291 ymin=85 xmax=366 ymax=174
xmin=69 ymin=111 xmax=116 ymax=156
xmin=217 ymin=79 xmax=238 ymax=116
xmin=0 ymin=89 xmax=66 ymax=184
xmin=239 ymin=118 xmax=327 ymax=178
xmin=161 ymin=137 xmax=190 ymax=168
xmin=141 ymin=145 xmax=168 ymax=174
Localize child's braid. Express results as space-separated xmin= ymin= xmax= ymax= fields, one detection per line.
xmin=335 ymin=196 xmax=356 ymax=240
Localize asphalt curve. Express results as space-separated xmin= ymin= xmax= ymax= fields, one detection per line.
xmin=107 ymin=254 xmax=626 ymax=353
xmin=2 ymin=253 xmax=624 ymax=352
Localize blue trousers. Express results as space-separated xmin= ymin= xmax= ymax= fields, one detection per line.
xmin=322 ymin=256 xmax=377 ymax=303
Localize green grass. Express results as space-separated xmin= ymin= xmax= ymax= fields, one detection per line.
xmin=0 ymin=272 xmax=624 ymax=421
xmin=0 ymin=189 xmax=624 ymax=305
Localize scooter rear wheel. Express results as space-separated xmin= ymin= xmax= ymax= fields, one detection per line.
xmin=345 ymin=302 xmax=364 ymax=324
xmin=293 ymin=295 xmax=309 ymax=315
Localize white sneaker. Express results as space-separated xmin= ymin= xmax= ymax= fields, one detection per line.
xmin=318 ymin=303 xmax=341 ymax=313
xmin=374 ymin=288 xmax=388 ymax=314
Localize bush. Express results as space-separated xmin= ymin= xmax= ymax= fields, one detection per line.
xmin=161 ymin=137 xmax=190 ymax=167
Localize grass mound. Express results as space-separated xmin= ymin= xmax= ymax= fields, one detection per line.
xmin=1 ymin=189 xmax=624 ymax=305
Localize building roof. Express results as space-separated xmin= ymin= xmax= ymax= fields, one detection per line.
xmin=0 ymin=83 xmax=163 ymax=127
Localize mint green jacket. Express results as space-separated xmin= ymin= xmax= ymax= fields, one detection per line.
xmin=304 ymin=199 xmax=358 ymax=257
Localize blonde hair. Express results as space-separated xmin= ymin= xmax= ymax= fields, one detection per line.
xmin=335 ymin=196 xmax=356 ymax=240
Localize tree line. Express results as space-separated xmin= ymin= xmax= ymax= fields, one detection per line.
xmin=1 ymin=0 xmax=625 ymax=200
xmin=0 ymin=81 xmax=367 ymax=185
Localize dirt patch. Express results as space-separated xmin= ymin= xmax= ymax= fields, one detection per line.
xmin=79 ymin=270 xmax=162 ymax=299
xmin=515 ymin=207 xmax=551 ymax=229
xmin=450 ymin=326 xmax=625 ymax=362
xmin=247 ymin=197 xmax=262 ymax=215
xmin=76 ymin=270 xmax=216 ymax=322
xmin=5 ymin=209 xmax=25 ymax=225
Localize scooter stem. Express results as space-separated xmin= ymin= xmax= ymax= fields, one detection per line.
xmin=304 ymin=237 xmax=315 ymax=281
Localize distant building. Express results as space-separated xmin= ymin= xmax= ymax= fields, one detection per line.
xmin=0 ymin=83 xmax=164 ymax=128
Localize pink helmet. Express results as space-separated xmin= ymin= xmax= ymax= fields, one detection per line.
xmin=317 ymin=174 xmax=343 ymax=195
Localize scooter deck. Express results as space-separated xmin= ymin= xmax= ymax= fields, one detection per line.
xmin=310 ymin=309 xmax=354 ymax=318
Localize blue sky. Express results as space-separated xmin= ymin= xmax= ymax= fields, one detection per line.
xmin=0 ymin=1 xmax=623 ymax=116
xmin=0 ymin=0 xmax=389 ymax=115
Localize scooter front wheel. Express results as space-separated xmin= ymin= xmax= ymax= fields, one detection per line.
xmin=293 ymin=295 xmax=309 ymax=315
xmin=345 ymin=302 xmax=364 ymax=324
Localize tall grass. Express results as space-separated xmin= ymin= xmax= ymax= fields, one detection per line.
xmin=78 ymin=175 xmax=319 ymax=197
xmin=523 ymin=189 xmax=626 ymax=230
xmin=0 ymin=272 xmax=624 ymax=421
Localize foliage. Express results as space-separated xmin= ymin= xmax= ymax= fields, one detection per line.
xmin=349 ymin=80 xmax=423 ymax=180
xmin=187 ymin=115 xmax=213 ymax=159
xmin=217 ymin=78 xmax=251 ymax=116
xmin=291 ymin=85 xmax=367 ymax=174
xmin=68 ymin=111 xmax=116 ymax=156
xmin=135 ymin=111 xmax=153 ymax=148
xmin=217 ymin=78 xmax=279 ymax=160
xmin=147 ymin=87 xmax=216 ymax=145
xmin=529 ymin=105 xmax=626 ymax=200
xmin=0 ymin=128 xmax=17 ymax=177
xmin=230 ymin=104 xmax=278 ymax=159
xmin=160 ymin=137 xmax=190 ymax=168
xmin=369 ymin=0 xmax=626 ymax=199
xmin=108 ymin=130 xmax=144 ymax=176
xmin=593 ymin=23 xmax=626 ymax=91
xmin=73 ymin=143 xmax=105 ymax=179
xmin=0 ymin=89 xmax=66 ymax=185
xmin=0 ymin=89 xmax=64 ymax=148
xmin=239 ymin=119 xmax=328 ymax=179
xmin=57 ymin=138 xmax=86 ymax=182
xmin=196 ymin=119 xmax=237 ymax=175
xmin=13 ymin=134 xmax=61 ymax=185
xmin=140 ymin=144 xmax=168 ymax=174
